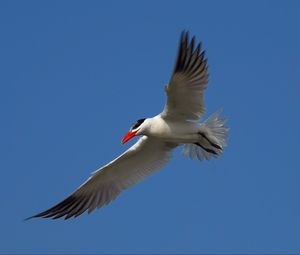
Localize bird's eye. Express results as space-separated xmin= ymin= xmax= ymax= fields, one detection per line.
xmin=131 ymin=118 xmax=146 ymax=130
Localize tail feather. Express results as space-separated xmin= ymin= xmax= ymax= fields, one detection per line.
xmin=182 ymin=110 xmax=229 ymax=161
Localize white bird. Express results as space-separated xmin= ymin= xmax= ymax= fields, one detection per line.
xmin=28 ymin=31 xmax=228 ymax=220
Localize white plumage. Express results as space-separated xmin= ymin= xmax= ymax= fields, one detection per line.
xmin=28 ymin=31 xmax=228 ymax=220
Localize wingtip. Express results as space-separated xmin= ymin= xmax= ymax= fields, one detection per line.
xmin=180 ymin=30 xmax=189 ymax=43
xmin=24 ymin=211 xmax=49 ymax=221
xmin=181 ymin=29 xmax=190 ymax=36
xmin=23 ymin=215 xmax=36 ymax=221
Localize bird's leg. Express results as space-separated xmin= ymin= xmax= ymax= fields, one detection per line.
xmin=198 ymin=131 xmax=222 ymax=150
xmin=194 ymin=142 xmax=218 ymax=155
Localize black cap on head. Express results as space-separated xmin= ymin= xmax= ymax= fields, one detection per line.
xmin=130 ymin=118 xmax=146 ymax=130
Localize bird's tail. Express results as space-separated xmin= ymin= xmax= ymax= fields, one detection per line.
xmin=182 ymin=110 xmax=229 ymax=161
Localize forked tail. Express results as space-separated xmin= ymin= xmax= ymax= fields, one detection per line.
xmin=182 ymin=110 xmax=229 ymax=160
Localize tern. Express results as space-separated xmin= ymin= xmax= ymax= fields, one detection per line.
xmin=28 ymin=31 xmax=228 ymax=220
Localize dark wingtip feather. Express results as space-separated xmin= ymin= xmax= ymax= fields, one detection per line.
xmin=24 ymin=216 xmax=35 ymax=221
xmin=25 ymin=194 xmax=82 ymax=220
xmin=173 ymin=31 xmax=208 ymax=78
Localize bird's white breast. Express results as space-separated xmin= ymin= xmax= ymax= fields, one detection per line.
xmin=146 ymin=115 xmax=200 ymax=143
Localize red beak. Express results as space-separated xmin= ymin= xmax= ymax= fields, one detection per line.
xmin=121 ymin=130 xmax=138 ymax=144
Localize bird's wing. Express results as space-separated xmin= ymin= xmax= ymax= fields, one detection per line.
xmin=29 ymin=137 xmax=176 ymax=220
xmin=161 ymin=31 xmax=209 ymax=121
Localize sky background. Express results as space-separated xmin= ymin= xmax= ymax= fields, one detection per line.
xmin=1 ymin=0 xmax=300 ymax=254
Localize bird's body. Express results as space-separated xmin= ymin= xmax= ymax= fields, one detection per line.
xmin=28 ymin=31 xmax=229 ymax=220
xmin=141 ymin=115 xmax=200 ymax=143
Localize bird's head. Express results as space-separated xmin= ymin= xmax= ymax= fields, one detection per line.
xmin=121 ymin=118 xmax=147 ymax=144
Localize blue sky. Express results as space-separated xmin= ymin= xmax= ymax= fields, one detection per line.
xmin=1 ymin=0 xmax=300 ymax=254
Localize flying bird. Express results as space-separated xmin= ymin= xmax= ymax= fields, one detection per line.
xmin=28 ymin=31 xmax=228 ymax=220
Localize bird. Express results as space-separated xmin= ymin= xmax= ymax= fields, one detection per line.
xmin=27 ymin=31 xmax=229 ymax=220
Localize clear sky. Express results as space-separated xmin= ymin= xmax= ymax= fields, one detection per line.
xmin=1 ymin=0 xmax=300 ymax=254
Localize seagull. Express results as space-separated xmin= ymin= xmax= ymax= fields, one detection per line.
xmin=27 ymin=31 xmax=228 ymax=220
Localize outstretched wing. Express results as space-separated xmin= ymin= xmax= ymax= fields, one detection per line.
xmin=161 ymin=31 xmax=209 ymax=121
xmin=28 ymin=137 xmax=176 ymax=220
